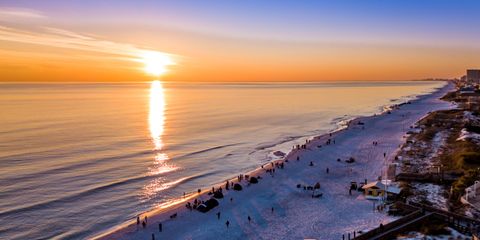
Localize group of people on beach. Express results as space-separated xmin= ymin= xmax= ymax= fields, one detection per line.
xmin=263 ymin=161 xmax=285 ymax=177
xmin=136 ymin=215 xmax=163 ymax=240
xmin=185 ymin=198 xmax=203 ymax=211
xmin=295 ymin=144 xmax=308 ymax=149
xmin=153 ymin=152 xmax=290 ymax=236
xmin=133 ymin=130 xmax=369 ymax=239
xmin=137 ymin=215 xmax=148 ymax=229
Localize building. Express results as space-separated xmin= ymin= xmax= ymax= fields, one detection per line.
xmin=460 ymin=86 xmax=475 ymax=95
xmin=361 ymin=181 xmax=401 ymax=200
xmin=467 ymin=69 xmax=480 ymax=84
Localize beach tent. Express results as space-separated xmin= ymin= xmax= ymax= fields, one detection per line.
xmin=197 ymin=204 xmax=209 ymax=213
xmin=233 ymin=183 xmax=243 ymax=191
xmin=213 ymin=191 xmax=224 ymax=199
xmin=249 ymin=177 xmax=258 ymax=184
xmin=205 ymin=198 xmax=219 ymax=209
xmin=197 ymin=198 xmax=220 ymax=213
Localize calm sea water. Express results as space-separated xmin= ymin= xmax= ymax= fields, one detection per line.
xmin=0 ymin=81 xmax=445 ymax=239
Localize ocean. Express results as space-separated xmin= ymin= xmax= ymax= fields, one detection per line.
xmin=0 ymin=81 xmax=445 ymax=239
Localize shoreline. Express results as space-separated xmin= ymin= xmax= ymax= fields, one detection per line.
xmin=93 ymin=82 xmax=454 ymax=240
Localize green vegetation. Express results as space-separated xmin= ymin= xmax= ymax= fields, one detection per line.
xmin=450 ymin=169 xmax=480 ymax=202
xmin=419 ymin=218 xmax=450 ymax=236
xmin=440 ymin=91 xmax=457 ymax=101
xmin=435 ymin=91 xmax=480 ymax=204
xmin=460 ymin=152 xmax=480 ymax=166
xmin=441 ymin=140 xmax=480 ymax=169
xmin=465 ymin=123 xmax=480 ymax=134
xmin=397 ymin=88 xmax=480 ymax=207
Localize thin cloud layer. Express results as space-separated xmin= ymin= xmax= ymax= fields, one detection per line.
xmin=0 ymin=7 xmax=46 ymax=20
xmin=0 ymin=24 xmax=174 ymax=62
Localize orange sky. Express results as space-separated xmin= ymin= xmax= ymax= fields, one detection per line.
xmin=0 ymin=3 xmax=479 ymax=82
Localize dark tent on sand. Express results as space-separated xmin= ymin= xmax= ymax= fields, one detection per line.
xmin=213 ymin=191 xmax=224 ymax=199
xmin=205 ymin=198 xmax=219 ymax=209
xmin=197 ymin=198 xmax=219 ymax=213
xmin=233 ymin=183 xmax=243 ymax=191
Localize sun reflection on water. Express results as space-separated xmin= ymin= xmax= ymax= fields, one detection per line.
xmin=149 ymin=80 xmax=165 ymax=150
xmin=148 ymin=80 xmax=177 ymax=176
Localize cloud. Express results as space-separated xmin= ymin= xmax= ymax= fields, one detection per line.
xmin=0 ymin=24 xmax=176 ymax=64
xmin=0 ymin=7 xmax=46 ymax=20
xmin=0 ymin=6 xmax=177 ymax=67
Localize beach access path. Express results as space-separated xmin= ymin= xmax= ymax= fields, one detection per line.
xmin=96 ymin=83 xmax=455 ymax=240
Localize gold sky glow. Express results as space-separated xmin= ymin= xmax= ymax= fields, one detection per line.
xmin=0 ymin=7 xmax=478 ymax=81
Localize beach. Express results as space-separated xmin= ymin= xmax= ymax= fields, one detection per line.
xmin=0 ymin=81 xmax=446 ymax=239
xmin=95 ymin=82 xmax=455 ymax=240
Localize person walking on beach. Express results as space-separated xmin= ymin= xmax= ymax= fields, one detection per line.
xmin=137 ymin=216 xmax=140 ymax=225
xmin=248 ymin=216 xmax=251 ymax=223
xmin=217 ymin=212 xmax=221 ymax=220
xmin=142 ymin=221 xmax=146 ymax=228
xmin=326 ymin=168 xmax=329 ymax=174
xmin=145 ymin=216 xmax=148 ymax=224
xmin=159 ymin=223 xmax=162 ymax=232
xmin=271 ymin=207 xmax=274 ymax=213
xmin=152 ymin=233 xmax=155 ymax=240
xmin=226 ymin=220 xmax=230 ymax=228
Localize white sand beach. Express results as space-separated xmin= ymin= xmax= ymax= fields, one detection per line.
xmin=95 ymin=82 xmax=455 ymax=240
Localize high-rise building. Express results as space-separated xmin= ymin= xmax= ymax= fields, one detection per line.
xmin=466 ymin=69 xmax=480 ymax=84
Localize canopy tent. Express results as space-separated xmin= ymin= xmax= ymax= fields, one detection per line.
xmin=233 ymin=183 xmax=243 ymax=191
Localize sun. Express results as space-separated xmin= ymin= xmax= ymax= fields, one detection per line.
xmin=140 ymin=50 xmax=174 ymax=76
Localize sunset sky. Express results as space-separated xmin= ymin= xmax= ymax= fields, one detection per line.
xmin=1 ymin=0 xmax=479 ymax=82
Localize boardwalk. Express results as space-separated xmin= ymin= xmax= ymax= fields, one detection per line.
xmin=352 ymin=202 xmax=480 ymax=240
xmin=395 ymin=172 xmax=458 ymax=183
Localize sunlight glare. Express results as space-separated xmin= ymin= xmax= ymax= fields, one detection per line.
xmin=141 ymin=51 xmax=174 ymax=76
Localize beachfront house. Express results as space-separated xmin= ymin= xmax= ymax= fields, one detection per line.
xmin=361 ymin=181 xmax=401 ymax=200
xmin=460 ymin=86 xmax=475 ymax=95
